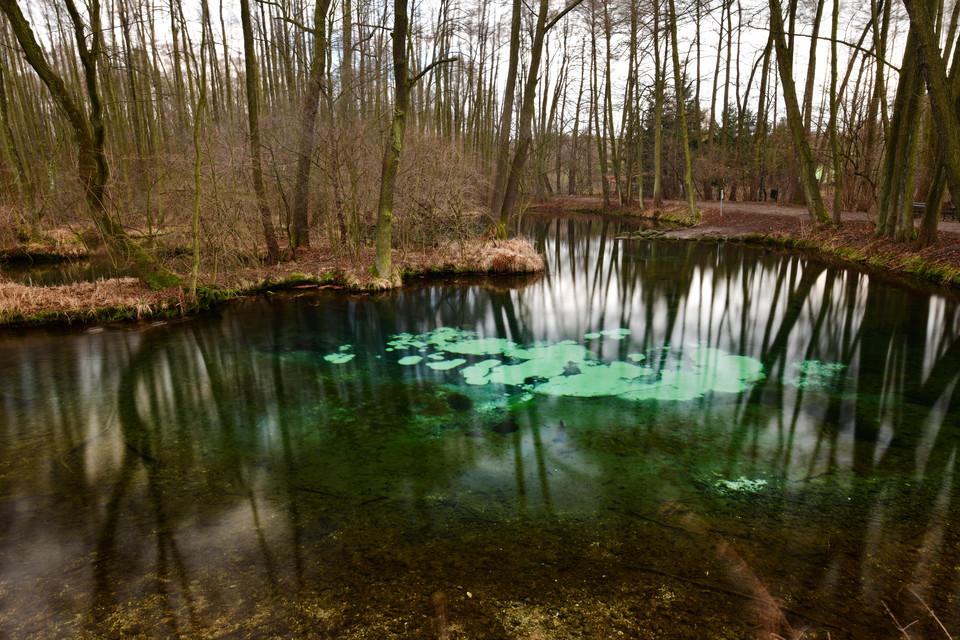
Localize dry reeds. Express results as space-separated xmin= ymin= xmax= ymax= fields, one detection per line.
xmin=0 ymin=277 xmax=174 ymax=322
xmin=461 ymin=237 xmax=545 ymax=273
xmin=0 ymin=236 xmax=545 ymax=325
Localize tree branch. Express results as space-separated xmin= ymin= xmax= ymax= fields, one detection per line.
xmin=256 ymin=0 xmax=317 ymax=35
xmin=409 ymin=56 xmax=457 ymax=86
xmin=762 ymin=26 xmax=901 ymax=72
xmin=546 ymin=0 xmax=584 ymax=31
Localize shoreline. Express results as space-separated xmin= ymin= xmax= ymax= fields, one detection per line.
xmin=0 ymin=237 xmax=543 ymax=328
xmin=5 ymin=200 xmax=960 ymax=327
xmin=533 ymin=196 xmax=960 ymax=291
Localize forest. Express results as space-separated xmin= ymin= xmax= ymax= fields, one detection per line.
xmin=0 ymin=0 xmax=958 ymax=293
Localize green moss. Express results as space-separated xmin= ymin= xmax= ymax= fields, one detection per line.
xmin=656 ymin=210 xmax=697 ymax=227
xmin=833 ymin=247 xmax=866 ymax=261
xmin=0 ymin=300 xmax=184 ymax=328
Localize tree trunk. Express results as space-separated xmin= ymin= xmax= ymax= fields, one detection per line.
xmin=767 ymin=0 xmax=830 ymax=225
xmin=752 ymin=34 xmax=772 ymax=201
xmin=801 ymin=0 xmax=826 ymax=135
xmin=667 ymin=0 xmax=698 ymax=220
xmin=828 ymin=0 xmax=842 ymax=224
xmin=240 ymin=0 xmax=281 ymax=262
xmin=568 ymin=48 xmax=585 ymax=195
xmin=903 ymin=0 xmax=960 ymax=214
xmin=497 ymin=0 xmax=582 ymax=235
xmin=290 ymin=0 xmax=333 ymax=249
xmin=591 ymin=8 xmax=609 ymax=208
xmin=917 ymin=1 xmax=960 ymax=247
xmin=189 ymin=0 xmax=209 ymax=300
xmin=876 ymin=31 xmax=925 ymax=240
xmin=489 ymin=0 xmax=521 ymax=215
xmin=0 ymin=0 xmax=179 ymax=289
xmin=652 ymin=0 xmax=664 ymax=208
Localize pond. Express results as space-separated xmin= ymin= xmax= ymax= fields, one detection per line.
xmin=0 ymin=251 xmax=136 ymax=286
xmin=1 ymin=214 xmax=959 ymax=639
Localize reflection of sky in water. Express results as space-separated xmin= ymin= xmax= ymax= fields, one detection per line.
xmin=2 ymin=216 xmax=960 ymax=637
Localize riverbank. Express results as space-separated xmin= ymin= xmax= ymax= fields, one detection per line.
xmin=7 ymin=198 xmax=960 ymax=327
xmin=534 ymin=196 xmax=960 ymax=290
xmin=0 ymin=237 xmax=543 ymax=327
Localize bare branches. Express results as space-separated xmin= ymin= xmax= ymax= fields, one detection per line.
xmin=409 ymin=55 xmax=457 ymax=86
xmin=546 ymin=0 xmax=585 ymax=31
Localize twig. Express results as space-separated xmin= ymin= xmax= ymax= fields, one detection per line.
xmin=908 ymin=588 xmax=954 ymax=639
xmin=882 ymin=600 xmax=917 ymax=639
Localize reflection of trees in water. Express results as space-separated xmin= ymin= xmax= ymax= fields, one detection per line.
xmin=526 ymin=216 xmax=960 ymax=634
xmin=2 ymin=217 xmax=960 ymax=635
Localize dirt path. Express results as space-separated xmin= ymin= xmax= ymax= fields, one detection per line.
xmin=680 ymin=198 xmax=960 ymax=236
xmin=534 ymin=195 xmax=960 ymax=237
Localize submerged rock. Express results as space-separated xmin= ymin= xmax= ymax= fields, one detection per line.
xmin=492 ymin=418 xmax=519 ymax=435
xmin=445 ymin=392 xmax=473 ymax=412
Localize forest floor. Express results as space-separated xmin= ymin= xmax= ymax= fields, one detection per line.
xmin=533 ymin=195 xmax=960 ymax=291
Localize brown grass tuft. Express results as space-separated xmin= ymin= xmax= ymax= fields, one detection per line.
xmin=464 ymin=237 xmax=545 ymax=273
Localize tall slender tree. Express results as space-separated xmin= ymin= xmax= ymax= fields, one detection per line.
xmin=241 ymin=0 xmax=281 ymax=262
xmin=667 ymin=0 xmax=698 ymax=220
xmin=0 ymin=0 xmax=179 ymax=288
xmin=290 ymin=0 xmax=333 ymax=249
xmin=767 ymin=0 xmax=830 ymax=225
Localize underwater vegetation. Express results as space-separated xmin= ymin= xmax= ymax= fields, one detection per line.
xmin=323 ymin=326 xmax=838 ymax=404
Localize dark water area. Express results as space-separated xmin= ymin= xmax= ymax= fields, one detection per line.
xmin=2 ymin=214 xmax=960 ymax=638
xmin=0 ymin=251 xmax=136 ymax=286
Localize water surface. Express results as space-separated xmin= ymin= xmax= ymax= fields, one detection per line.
xmin=1 ymin=251 xmax=136 ymax=286
xmin=2 ymin=214 xmax=960 ymax=638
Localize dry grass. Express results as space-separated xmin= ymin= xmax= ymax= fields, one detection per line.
xmin=0 ymin=278 xmax=176 ymax=322
xmin=0 ymin=237 xmax=544 ymax=326
xmin=461 ymin=237 xmax=545 ymax=273
xmin=225 ymin=237 xmax=544 ymax=290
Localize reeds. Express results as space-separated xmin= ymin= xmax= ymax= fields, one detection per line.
xmin=464 ymin=237 xmax=545 ymax=273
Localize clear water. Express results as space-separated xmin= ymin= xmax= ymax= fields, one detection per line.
xmin=2 ymin=214 xmax=960 ymax=639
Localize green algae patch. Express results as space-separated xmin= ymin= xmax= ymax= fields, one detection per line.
xmin=600 ymin=328 xmax=631 ymax=339
xmin=439 ymin=337 xmax=519 ymax=356
xmin=785 ymin=360 xmax=848 ymax=390
xmin=426 ymin=358 xmax=467 ymax=371
xmin=486 ymin=341 xmax=595 ymax=386
xmin=379 ymin=327 xmax=766 ymax=402
xmin=324 ymin=345 xmax=356 ymax=364
xmin=714 ymin=476 xmax=768 ymax=494
xmin=689 ymin=347 xmax=765 ymax=393
xmin=462 ymin=359 xmax=503 ymax=385
xmin=536 ymin=361 xmax=650 ymax=397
